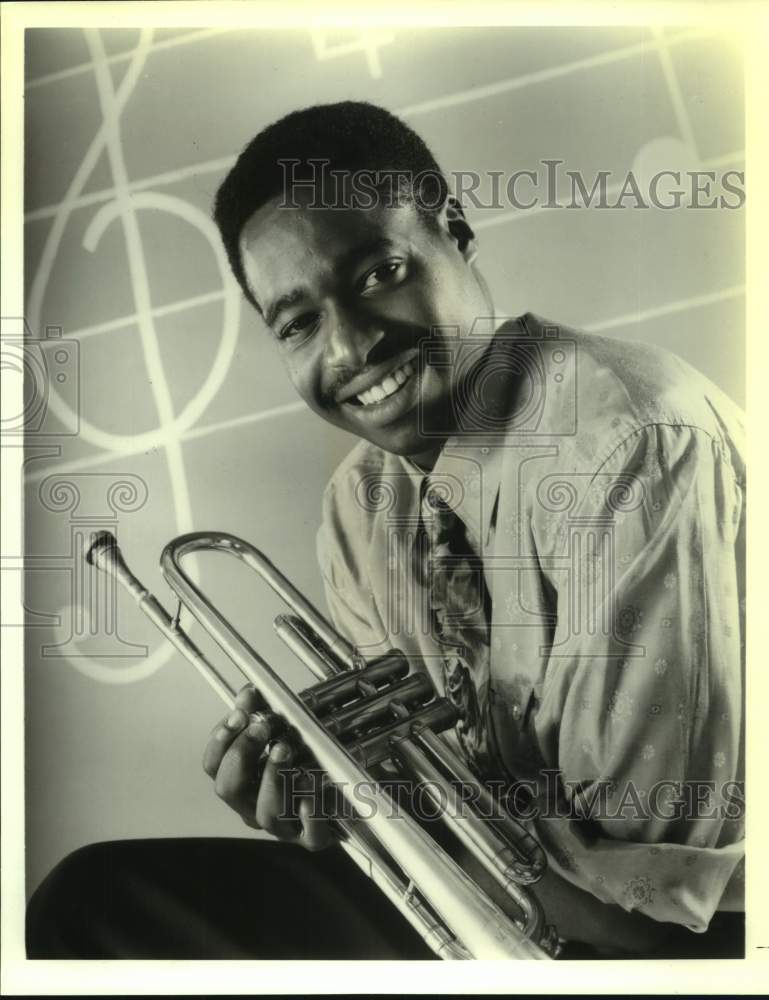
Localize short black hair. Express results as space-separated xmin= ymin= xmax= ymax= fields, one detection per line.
xmin=213 ymin=101 xmax=449 ymax=310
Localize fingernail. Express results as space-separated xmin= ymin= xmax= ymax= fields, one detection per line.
xmin=247 ymin=713 xmax=267 ymax=739
xmin=270 ymin=741 xmax=293 ymax=763
xmin=226 ymin=708 xmax=246 ymax=730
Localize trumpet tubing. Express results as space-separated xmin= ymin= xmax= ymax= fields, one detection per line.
xmin=85 ymin=529 xmax=561 ymax=960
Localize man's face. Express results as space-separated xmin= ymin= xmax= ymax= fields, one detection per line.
xmin=239 ymin=194 xmax=492 ymax=459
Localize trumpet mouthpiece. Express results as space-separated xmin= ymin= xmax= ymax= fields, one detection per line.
xmin=84 ymin=531 xmax=146 ymax=600
xmin=84 ymin=530 xmax=119 ymax=567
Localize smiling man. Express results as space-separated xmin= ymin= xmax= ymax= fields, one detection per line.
xmin=205 ymin=100 xmax=746 ymax=956
xmin=27 ymin=101 xmax=746 ymax=961
xmin=218 ymin=109 xmax=496 ymax=467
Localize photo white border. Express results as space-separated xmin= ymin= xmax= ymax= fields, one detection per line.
xmin=2 ymin=1 xmax=768 ymax=994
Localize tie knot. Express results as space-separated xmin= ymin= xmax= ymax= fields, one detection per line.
xmin=422 ymin=475 xmax=459 ymax=514
xmin=425 ymin=487 xmax=450 ymax=512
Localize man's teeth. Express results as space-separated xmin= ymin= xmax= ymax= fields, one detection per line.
xmin=356 ymin=361 xmax=415 ymax=406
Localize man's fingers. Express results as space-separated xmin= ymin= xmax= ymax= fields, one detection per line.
xmin=204 ymin=685 xmax=268 ymax=742
xmin=202 ymin=684 xmax=271 ymax=778
xmin=235 ymin=684 xmax=268 ymax=714
xmin=223 ymin=751 xmax=263 ymax=831
xmin=204 ymin=699 xmax=334 ymax=850
xmin=202 ymin=706 xmax=250 ymax=778
xmin=211 ymin=711 xmax=288 ymax=828
xmin=213 ymin=724 xmax=262 ymax=804
xmin=297 ymin=792 xmax=338 ymax=852
xmin=255 ymin=741 xmax=303 ymax=840
xmin=203 ymin=704 xmax=281 ymax=781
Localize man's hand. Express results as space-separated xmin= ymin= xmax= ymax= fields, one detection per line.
xmin=202 ymin=684 xmax=337 ymax=852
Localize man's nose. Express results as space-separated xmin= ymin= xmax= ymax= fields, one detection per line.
xmin=325 ymin=302 xmax=384 ymax=369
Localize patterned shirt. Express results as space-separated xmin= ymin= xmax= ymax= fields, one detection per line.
xmin=316 ymin=313 xmax=745 ymax=932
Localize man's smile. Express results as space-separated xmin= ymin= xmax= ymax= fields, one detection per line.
xmin=354 ymin=359 xmax=416 ymax=406
xmin=335 ymin=349 xmax=425 ymax=427
xmin=334 ymin=347 xmax=420 ymax=403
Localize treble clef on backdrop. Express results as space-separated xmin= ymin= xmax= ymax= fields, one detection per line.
xmin=26 ymin=28 xmax=241 ymax=685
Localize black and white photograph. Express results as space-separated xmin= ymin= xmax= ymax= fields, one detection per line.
xmin=1 ymin=1 xmax=765 ymax=993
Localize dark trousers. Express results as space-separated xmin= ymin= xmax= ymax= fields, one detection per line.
xmin=26 ymin=838 xmax=435 ymax=960
xmin=26 ymin=838 xmax=744 ymax=960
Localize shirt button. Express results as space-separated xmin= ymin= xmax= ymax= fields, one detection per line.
xmin=481 ymin=447 xmax=489 ymax=455
xmin=511 ymin=703 xmax=521 ymax=721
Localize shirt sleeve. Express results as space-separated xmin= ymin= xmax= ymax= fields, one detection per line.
xmin=529 ymin=422 xmax=745 ymax=931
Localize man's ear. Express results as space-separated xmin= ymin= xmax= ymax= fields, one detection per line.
xmin=435 ymin=196 xmax=479 ymax=264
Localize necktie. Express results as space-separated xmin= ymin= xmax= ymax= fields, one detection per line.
xmin=417 ymin=480 xmax=499 ymax=778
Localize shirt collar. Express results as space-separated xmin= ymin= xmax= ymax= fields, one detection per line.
xmin=397 ymin=310 xmax=525 ymax=550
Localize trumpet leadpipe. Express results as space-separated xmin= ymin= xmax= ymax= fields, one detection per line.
xmin=84 ymin=531 xmax=238 ymax=708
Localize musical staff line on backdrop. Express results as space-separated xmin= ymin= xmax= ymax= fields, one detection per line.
xmin=26 ymin=401 xmax=309 ymax=484
xmin=25 ymin=27 xmax=237 ymax=91
xmin=24 ymin=25 xmax=717 ymax=226
xmin=394 ymin=27 xmax=710 ymax=118
xmin=37 ymin=289 xmax=231 ymax=345
xmin=584 ymin=283 xmax=745 ymax=333
xmin=651 ymin=25 xmax=700 ymax=162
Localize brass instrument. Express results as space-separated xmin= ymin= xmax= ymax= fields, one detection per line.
xmin=85 ymin=529 xmax=561 ymax=960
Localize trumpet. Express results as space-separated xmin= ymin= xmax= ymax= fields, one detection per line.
xmin=85 ymin=529 xmax=562 ymax=960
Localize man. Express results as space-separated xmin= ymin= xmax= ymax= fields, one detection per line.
xmin=27 ymin=101 xmax=745 ymax=960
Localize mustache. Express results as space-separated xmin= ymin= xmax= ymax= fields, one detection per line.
xmin=321 ymin=321 xmax=435 ymax=407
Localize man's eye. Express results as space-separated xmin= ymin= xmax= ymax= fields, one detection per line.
xmin=279 ymin=313 xmax=318 ymax=342
xmin=359 ymin=260 xmax=407 ymax=294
